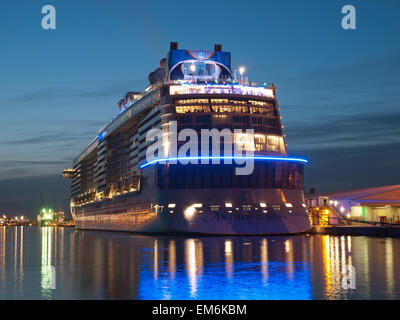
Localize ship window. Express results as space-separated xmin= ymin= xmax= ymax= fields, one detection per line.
xmin=182 ymin=61 xmax=221 ymax=81
xmin=176 ymin=99 xmax=209 ymax=104
xmin=248 ymin=134 xmax=286 ymax=153
xmin=254 ymin=134 xmax=266 ymax=151
xmin=212 ymin=114 xmax=228 ymax=119
xmin=211 ymin=99 xmax=229 ymax=104
xmin=249 ymin=107 xmax=274 ymax=115
xmin=230 ymin=100 xmax=247 ymax=105
xmin=234 ymin=132 xmax=255 ymax=151
xmin=267 ymin=135 xmax=280 ymax=152
xmin=176 ymin=105 xmax=211 ymax=113
xmin=183 ymin=62 xmax=216 ymax=77
xmin=210 ymin=99 xmax=246 ymax=105
xmin=249 ymin=100 xmax=271 ymax=107
xmin=211 ymin=105 xmax=248 ymax=113
xmin=157 ymin=162 xmax=304 ymax=190
xmin=169 ymin=84 xmax=274 ymax=97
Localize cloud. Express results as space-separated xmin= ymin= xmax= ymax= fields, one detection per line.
xmin=275 ymin=50 xmax=400 ymax=85
xmin=4 ymin=78 xmax=147 ymax=105
xmin=0 ymin=160 xmax=69 ymax=168
xmin=286 ymin=108 xmax=400 ymax=153
xmin=0 ymin=127 xmax=100 ymax=146
xmin=0 ymin=133 xmax=67 ymax=145
xmin=0 ymin=156 xmax=71 ymax=181
xmin=278 ymin=58 xmax=400 ymax=193
xmin=302 ymin=140 xmax=400 ymax=193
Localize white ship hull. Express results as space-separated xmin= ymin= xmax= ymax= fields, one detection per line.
xmin=71 ymin=188 xmax=311 ymax=235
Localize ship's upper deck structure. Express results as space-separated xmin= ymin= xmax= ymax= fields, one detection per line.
xmin=65 ymin=42 xmax=302 ymax=208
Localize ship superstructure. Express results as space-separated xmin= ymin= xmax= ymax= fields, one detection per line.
xmin=63 ymin=42 xmax=311 ymax=234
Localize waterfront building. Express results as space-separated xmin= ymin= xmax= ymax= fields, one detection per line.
xmin=306 ymin=185 xmax=400 ymax=225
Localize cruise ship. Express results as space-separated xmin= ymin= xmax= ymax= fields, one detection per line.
xmin=62 ymin=42 xmax=311 ymax=235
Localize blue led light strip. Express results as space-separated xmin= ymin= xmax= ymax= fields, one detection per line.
xmin=139 ymin=155 xmax=308 ymax=169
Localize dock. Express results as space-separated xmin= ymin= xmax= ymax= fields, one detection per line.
xmin=310 ymin=225 xmax=400 ymax=238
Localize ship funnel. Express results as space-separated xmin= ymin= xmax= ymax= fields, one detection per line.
xmin=170 ymin=42 xmax=178 ymax=50
xmin=214 ymin=44 xmax=222 ymax=51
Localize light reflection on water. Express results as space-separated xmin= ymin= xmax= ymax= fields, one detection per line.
xmin=0 ymin=226 xmax=399 ymax=300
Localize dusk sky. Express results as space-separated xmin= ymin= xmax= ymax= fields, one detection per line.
xmin=1 ymin=0 xmax=400 ymax=217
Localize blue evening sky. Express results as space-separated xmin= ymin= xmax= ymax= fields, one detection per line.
xmin=1 ymin=0 xmax=400 ymax=216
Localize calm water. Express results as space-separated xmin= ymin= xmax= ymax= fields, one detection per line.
xmin=0 ymin=226 xmax=399 ymax=300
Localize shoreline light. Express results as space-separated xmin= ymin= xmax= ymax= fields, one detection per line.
xmin=140 ymin=155 xmax=309 ymax=169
